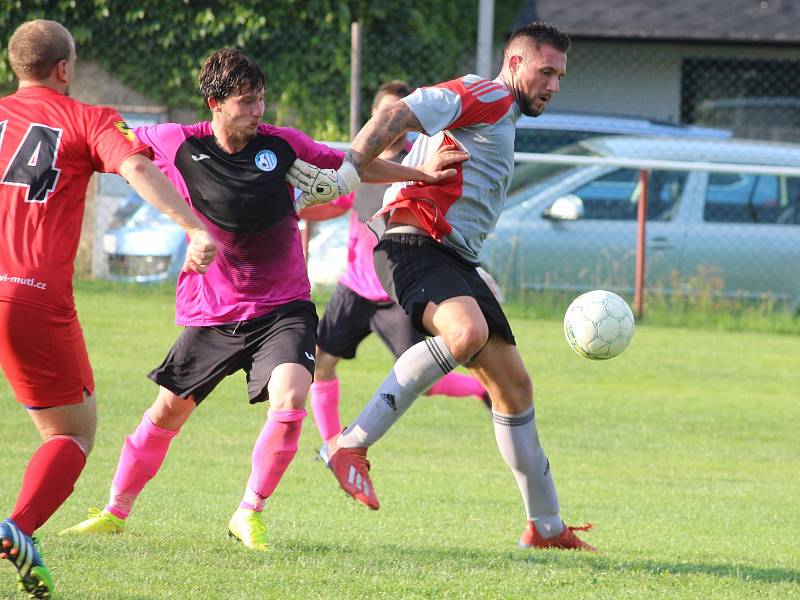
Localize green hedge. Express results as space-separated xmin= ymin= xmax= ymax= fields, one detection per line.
xmin=1 ymin=1 xmax=524 ymax=138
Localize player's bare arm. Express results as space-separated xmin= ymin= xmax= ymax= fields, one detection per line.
xmin=361 ymin=145 xmax=468 ymax=185
xmin=119 ymin=154 xmax=216 ymax=273
xmin=347 ymin=101 xmax=423 ymax=176
xmin=287 ymin=144 xmax=466 ymax=211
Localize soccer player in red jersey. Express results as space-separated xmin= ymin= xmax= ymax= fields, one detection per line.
xmin=308 ymin=22 xmax=595 ymax=551
xmin=0 ymin=20 xmax=216 ymax=597
xmin=301 ymin=81 xmax=490 ymax=461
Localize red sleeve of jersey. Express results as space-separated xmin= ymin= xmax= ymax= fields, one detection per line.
xmin=436 ymin=78 xmax=515 ymax=130
xmin=84 ymin=106 xmax=153 ymax=174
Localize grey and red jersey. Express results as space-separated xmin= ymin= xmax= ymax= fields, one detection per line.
xmin=379 ymin=75 xmax=520 ymax=263
xmin=134 ymin=121 xmax=343 ymax=326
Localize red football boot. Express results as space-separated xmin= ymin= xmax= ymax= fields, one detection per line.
xmin=327 ymin=443 xmax=380 ymax=510
xmin=518 ymin=520 xmax=596 ymax=551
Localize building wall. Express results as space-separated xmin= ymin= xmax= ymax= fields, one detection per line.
xmin=70 ymin=61 xmax=171 ymax=278
xmin=546 ymin=39 xmax=800 ymax=123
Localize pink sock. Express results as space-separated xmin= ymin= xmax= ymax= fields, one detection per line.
xmin=310 ymin=379 xmax=341 ymax=442
xmin=105 ymin=412 xmax=180 ymax=520
xmin=240 ymin=409 xmax=306 ymax=511
xmin=426 ymin=371 xmax=486 ymax=399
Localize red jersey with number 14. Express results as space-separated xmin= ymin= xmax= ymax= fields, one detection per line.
xmin=0 ymin=85 xmax=151 ymax=314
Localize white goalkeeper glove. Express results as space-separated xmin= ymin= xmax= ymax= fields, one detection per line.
xmin=286 ymin=158 xmax=361 ymax=212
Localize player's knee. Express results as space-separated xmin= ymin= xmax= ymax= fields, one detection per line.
xmin=149 ymin=389 xmax=195 ymax=430
xmin=445 ymin=322 xmax=489 ymax=363
xmin=45 ymin=433 xmax=94 ymax=456
xmin=269 ymin=386 xmax=308 ymax=411
xmin=314 ymin=349 xmax=339 ymax=380
xmin=77 ymin=432 xmax=95 ymax=455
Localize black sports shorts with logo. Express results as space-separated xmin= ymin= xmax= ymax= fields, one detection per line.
xmin=148 ymin=300 xmax=318 ymax=405
xmin=317 ymin=283 xmax=423 ymax=359
xmin=373 ymin=232 xmax=515 ymax=345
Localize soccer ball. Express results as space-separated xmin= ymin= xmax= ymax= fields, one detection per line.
xmin=563 ymin=290 xmax=635 ymax=360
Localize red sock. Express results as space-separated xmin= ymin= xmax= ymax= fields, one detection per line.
xmin=10 ymin=436 xmax=87 ymax=536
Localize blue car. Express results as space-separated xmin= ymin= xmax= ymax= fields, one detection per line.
xmin=103 ymin=193 xmax=349 ymax=285
xmin=103 ymin=195 xmax=188 ymax=282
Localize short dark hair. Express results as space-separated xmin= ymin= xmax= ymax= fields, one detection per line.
xmin=503 ymin=21 xmax=570 ymax=56
xmin=372 ymin=80 xmax=414 ymax=109
xmin=198 ymin=48 xmax=265 ymax=103
xmin=8 ymin=19 xmax=74 ymax=80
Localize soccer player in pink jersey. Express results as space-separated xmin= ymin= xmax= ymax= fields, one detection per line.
xmin=60 ymin=49 xmax=464 ymax=551
xmin=295 ymin=22 xmax=595 ymax=551
xmin=0 ymin=20 xmax=215 ymax=597
xmin=301 ymin=81 xmax=490 ymax=460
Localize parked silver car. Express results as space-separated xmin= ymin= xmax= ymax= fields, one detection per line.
xmin=514 ymin=110 xmax=729 ymax=154
xmin=482 ymin=136 xmax=800 ymax=311
xmin=103 ymin=194 xmax=348 ymax=285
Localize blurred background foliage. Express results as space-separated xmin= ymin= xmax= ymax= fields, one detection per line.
xmin=0 ymin=0 xmax=524 ymax=138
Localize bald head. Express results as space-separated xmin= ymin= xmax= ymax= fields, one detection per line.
xmin=8 ymin=19 xmax=74 ymax=82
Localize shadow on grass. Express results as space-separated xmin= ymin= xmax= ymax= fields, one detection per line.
xmin=280 ymin=539 xmax=800 ymax=585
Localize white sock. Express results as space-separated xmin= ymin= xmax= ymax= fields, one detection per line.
xmin=339 ymin=337 xmax=457 ymax=448
xmin=493 ymin=406 xmax=564 ymax=538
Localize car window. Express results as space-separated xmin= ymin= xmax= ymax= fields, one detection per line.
xmin=704 ymin=173 xmax=800 ymax=224
xmin=509 ymin=143 xmax=593 ymax=195
xmin=570 ymin=168 xmax=688 ymax=221
xmin=514 ymin=129 xmax=609 ymax=154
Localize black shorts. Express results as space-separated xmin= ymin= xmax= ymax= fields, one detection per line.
xmin=374 ymin=233 xmax=515 ymax=345
xmin=318 ymin=283 xmax=423 ymax=359
xmin=148 ymin=300 xmax=318 ymax=405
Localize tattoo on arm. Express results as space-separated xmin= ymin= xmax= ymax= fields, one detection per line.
xmin=347 ymin=103 xmax=423 ymax=174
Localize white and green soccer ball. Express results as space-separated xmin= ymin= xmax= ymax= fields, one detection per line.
xmin=563 ymin=290 xmax=635 ymax=360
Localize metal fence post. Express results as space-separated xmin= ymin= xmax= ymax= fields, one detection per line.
xmin=634 ymin=168 xmax=649 ymax=320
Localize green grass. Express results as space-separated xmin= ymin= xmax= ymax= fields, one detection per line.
xmin=500 ymin=288 xmax=800 ymax=336
xmin=1 ymin=281 xmax=798 ymax=599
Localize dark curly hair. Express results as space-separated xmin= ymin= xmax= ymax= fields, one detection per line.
xmin=198 ymin=48 xmax=265 ymax=103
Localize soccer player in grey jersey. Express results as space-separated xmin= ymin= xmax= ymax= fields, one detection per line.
xmin=315 ymin=22 xmax=595 ymax=551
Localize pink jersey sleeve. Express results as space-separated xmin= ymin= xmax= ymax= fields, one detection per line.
xmin=403 ymin=75 xmax=515 ymax=135
xmin=133 ymin=122 xmax=207 ymax=199
xmin=134 ymin=122 xmax=205 ymax=165
xmin=264 ymin=124 xmax=345 ymax=169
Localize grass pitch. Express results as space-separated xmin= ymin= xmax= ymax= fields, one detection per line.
xmin=1 ymin=282 xmax=798 ymax=599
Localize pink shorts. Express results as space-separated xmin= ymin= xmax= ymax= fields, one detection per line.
xmin=0 ymin=301 xmax=94 ymax=408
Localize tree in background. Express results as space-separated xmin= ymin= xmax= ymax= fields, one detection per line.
xmin=0 ymin=1 xmax=524 ymax=138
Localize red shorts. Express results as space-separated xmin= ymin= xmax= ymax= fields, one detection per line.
xmin=0 ymin=301 xmax=94 ymax=408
